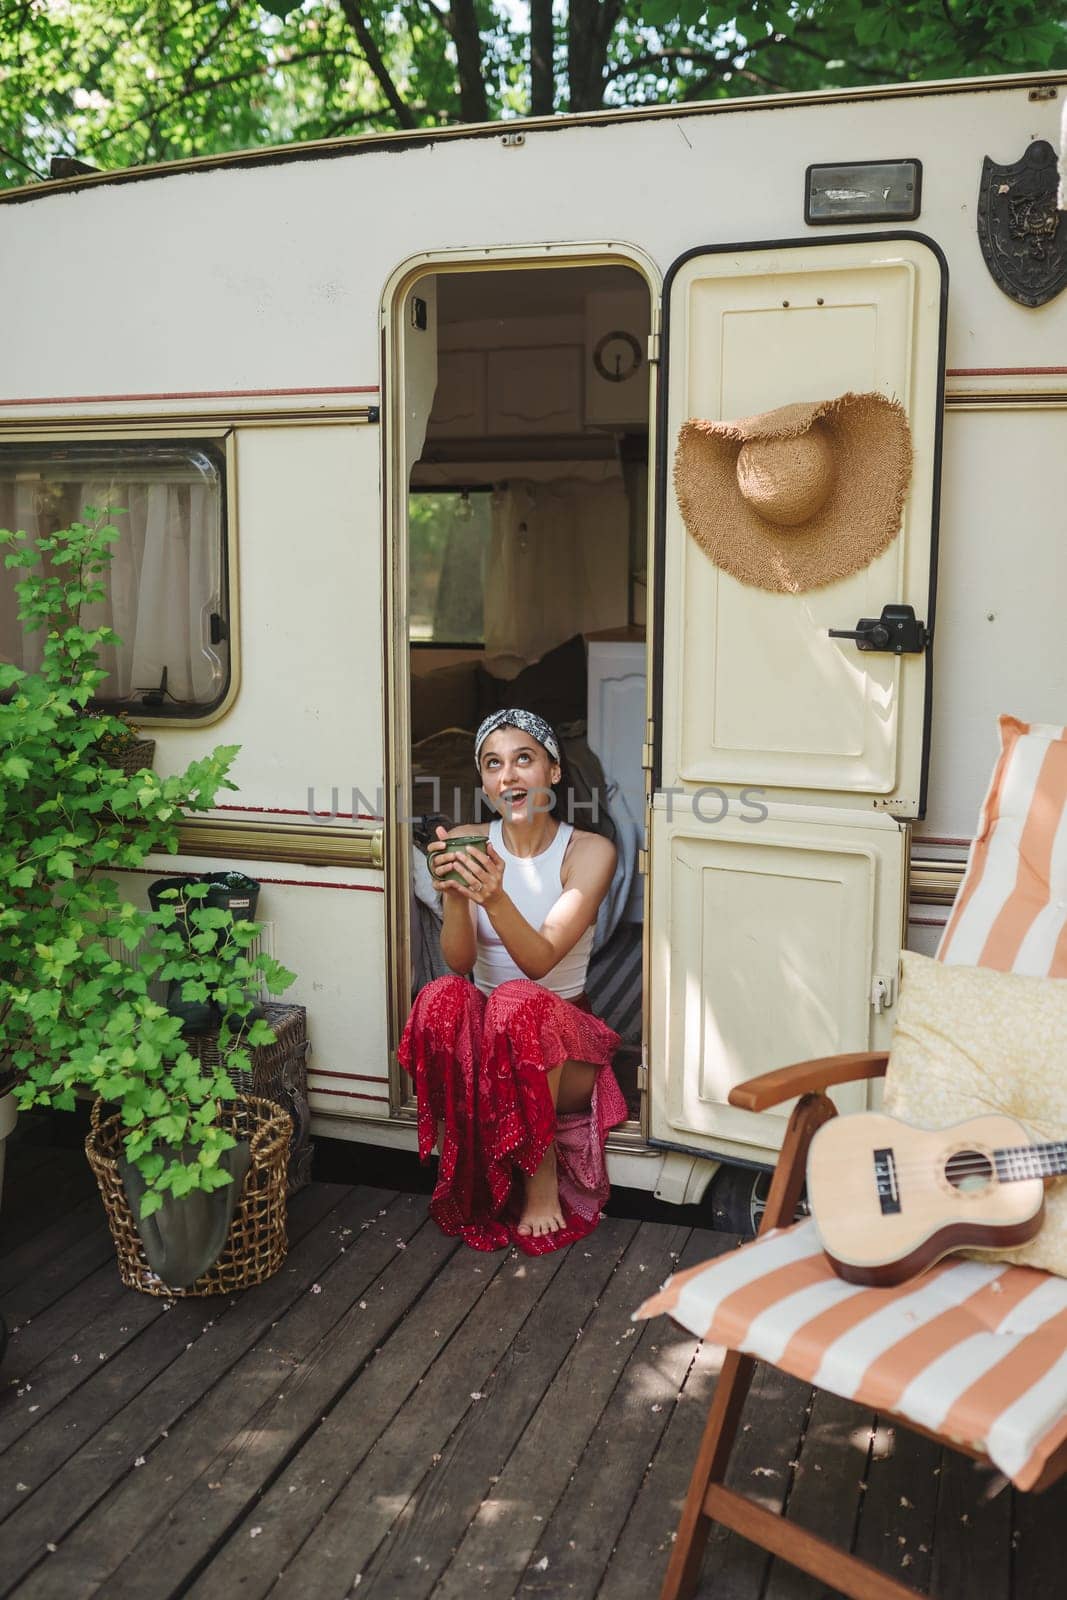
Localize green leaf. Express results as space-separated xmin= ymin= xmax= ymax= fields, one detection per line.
xmin=200 ymin=1165 xmax=235 ymax=1191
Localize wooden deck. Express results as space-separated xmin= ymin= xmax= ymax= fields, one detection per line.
xmin=1 ymin=1130 xmax=1063 ymax=1599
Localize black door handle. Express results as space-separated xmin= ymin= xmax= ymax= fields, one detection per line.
xmin=828 ymin=604 xmax=928 ymax=654
xmin=828 ymin=620 xmax=891 ymax=648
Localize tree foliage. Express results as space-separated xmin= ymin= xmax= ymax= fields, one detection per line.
xmin=0 ymin=1 xmax=1064 ymax=188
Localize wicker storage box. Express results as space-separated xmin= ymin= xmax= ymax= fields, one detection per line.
xmin=186 ymin=1003 xmax=313 ymax=1193
xmin=86 ymin=1094 xmax=289 ymax=1297
xmin=99 ymin=736 xmax=156 ymax=775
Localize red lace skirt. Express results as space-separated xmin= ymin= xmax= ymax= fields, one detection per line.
xmin=398 ymin=975 xmax=627 ymax=1255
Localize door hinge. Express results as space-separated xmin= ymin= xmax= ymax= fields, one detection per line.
xmin=647 ymin=330 xmax=661 ymax=365
xmin=641 ymin=717 xmax=656 ymax=771
xmin=637 ymin=1056 xmax=648 ymax=1092
xmin=870 ymin=975 xmax=896 ymax=1014
xmin=637 ymin=846 xmax=649 ymax=877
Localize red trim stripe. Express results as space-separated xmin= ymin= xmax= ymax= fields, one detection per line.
xmin=215 ymin=803 xmax=383 ymax=821
xmin=947 ymin=367 xmax=1067 ymax=378
xmin=122 ymin=866 xmax=383 ymax=892
xmin=313 ymin=1070 xmax=389 ymax=1084
xmin=0 ymin=384 xmax=379 ymax=407
xmin=310 ymin=1085 xmax=390 ymax=1102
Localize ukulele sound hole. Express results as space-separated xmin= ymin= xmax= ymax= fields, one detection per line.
xmin=944 ymin=1149 xmax=994 ymax=1194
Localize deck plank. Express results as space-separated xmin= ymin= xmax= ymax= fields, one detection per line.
xmin=1011 ymin=1470 xmax=1067 ymax=1599
xmin=0 ymin=1148 xmax=99 ymax=1258
xmin=262 ymin=1237 xmax=574 ymax=1597
xmin=513 ymin=1222 xmax=710 ymax=1600
xmin=0 ymin=1260 xmax=162 ymax=1455
xmin=762 ymin=1390 xmax=873 ymax=1600
xmin=1 ymin=1219 xmax=116 ymax=1329
xmin=0 ymin=1198 xmax=104 ymax=1290
xmin=695 ymin=1366 xmax=814 ymax=1600
xmin=433 ymin=1218 xmax=684 ymax=1600
xmin=853 ymin=1418 xmax=940 ymax=1594
xmin=360 ymin=1211 xmax=642 ymax=1600
xmin=1 ymin=1181 xmax=351 ymax=1591
xmin=928 ymin=1444 xmax=1011 ymax=1600
xmin=0 ymin=1147 xmax=1049 ymax=1600
xmin=126 ymin=1203 xmax=457 ymax=1599
xmin=182 ymin=1219 xmax=519 ymax=1600
xmin=594 ymin=1331 xmax=730 ymax=1600
xmin=16 ymin=1188 xmax=431 ymax=1600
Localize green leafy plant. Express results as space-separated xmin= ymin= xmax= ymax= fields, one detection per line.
xmin=0 ymin=510 xmax=294 ymax=1216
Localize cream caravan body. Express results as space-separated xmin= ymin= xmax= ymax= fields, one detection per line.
xmin=2 ymin=72 xmax=1065 ymax=1225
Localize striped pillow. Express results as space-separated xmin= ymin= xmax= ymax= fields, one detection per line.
xmin=939 ymin=716 xmax=1067 ymax=975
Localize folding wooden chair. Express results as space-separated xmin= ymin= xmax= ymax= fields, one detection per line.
xmin=641 ymin=1050 xmax=1067 ymax=1600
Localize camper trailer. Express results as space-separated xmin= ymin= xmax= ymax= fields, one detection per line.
xmin=2 ymin=69 xmax=1065 ymax=1232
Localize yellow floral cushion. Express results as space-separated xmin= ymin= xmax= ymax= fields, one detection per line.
xmin=883 ymin=950 xmax=1067 ymax=1275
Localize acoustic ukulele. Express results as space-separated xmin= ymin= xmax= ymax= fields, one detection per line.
xmin=806 ymin=1110 xmax=1065 ymax=1287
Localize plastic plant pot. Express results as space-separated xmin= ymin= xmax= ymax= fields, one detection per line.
xmin=147 ymin=873 xmax=262 ymax=1035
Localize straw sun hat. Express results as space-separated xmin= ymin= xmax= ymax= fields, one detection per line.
xmin=673 ymin=391 xmax=913 ymax=595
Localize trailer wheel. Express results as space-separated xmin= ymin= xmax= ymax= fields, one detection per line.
xmin=708 ymin=1163 xmax=808 ymax=1237
xmin=708 ymin=1164 xmax=770 ymax=1237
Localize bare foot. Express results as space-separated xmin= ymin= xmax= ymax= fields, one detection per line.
xmin=516 ymin=1145 xmax=565 ymax=1238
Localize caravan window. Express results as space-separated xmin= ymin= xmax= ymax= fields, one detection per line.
xmin=408 ymin=488 xmax=491 ymax=645
xmin=0 ymin=439 xmax=229 ymax=717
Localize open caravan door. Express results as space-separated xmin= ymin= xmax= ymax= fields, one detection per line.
xmin=648 ymin=235 xmax=946 ymax=1165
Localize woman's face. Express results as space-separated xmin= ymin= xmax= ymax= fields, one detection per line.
xmin=478 ymin=726 xmax=561 ymax=822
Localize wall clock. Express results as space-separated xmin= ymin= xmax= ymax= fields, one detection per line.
xmin=593 ymin=329 xmax=643 ymax=384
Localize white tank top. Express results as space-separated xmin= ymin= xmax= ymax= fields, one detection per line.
xmin=472 ymin=818 xmax=594 ymax=1000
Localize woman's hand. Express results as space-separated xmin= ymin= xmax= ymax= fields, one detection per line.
xmin=428 ymin=827 xmax=504 ymax=909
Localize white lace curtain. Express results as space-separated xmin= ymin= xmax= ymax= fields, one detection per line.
xmin=0 ymin=476 xmax=223 ymax=705
xmin=484 ymin=478 xmax=630 ymax=662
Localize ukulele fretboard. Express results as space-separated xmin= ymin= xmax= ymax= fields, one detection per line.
xmin=995 ymin=1142 xmax=1067 ymax=1182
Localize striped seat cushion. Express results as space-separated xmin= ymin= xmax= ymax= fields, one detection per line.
xmin=939 ymin=716 xmax=1067 ymax=974
xmin=634 ymin=1218 xmax=1067 ymax=1491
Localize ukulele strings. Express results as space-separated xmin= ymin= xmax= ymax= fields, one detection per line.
xmin=839 ymin=1145 xmax=1067 ymax=1182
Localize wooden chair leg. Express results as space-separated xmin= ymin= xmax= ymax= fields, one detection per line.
xmin=660 ymin=1349 xmax=758 ymax=1600
xmin=661 ymin=1093 xmax=838 ymax=1600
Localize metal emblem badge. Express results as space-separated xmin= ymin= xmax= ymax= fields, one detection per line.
xmin=977 ymin=139 xmax=1066 ymax=308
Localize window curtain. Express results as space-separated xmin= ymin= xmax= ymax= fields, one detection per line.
xmin=484 ymin=478 xmax=630 ymax=662
xmin=80 ymin=481 xmax=222 ymax=704
xmin=0 ymin=479 xmax=222 ymax=705
xmin=431 ymin=496 xmax=489 ymax=643
xmin=0 ymin=481 xmax=42 ymax=672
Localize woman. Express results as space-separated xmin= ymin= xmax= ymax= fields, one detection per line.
xmin=399 ymin=708 xmax=628 ymax=1256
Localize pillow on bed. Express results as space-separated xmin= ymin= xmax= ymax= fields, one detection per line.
xmin=476 ymin=633 xmax=587 ymax=728
xmin=938 ymin=715 xmax=1067 ymax=976
xmin=883 ymin=950 xmax=1067 ymax=1276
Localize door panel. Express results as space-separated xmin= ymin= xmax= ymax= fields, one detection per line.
xmin=660 ymin=237 xmax=945 ymax=812
xmin=649 ymin=807 xmax=907 ymax=1160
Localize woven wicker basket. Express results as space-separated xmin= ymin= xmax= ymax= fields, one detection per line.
xmin=86 ymin=1094 xmax=289 ymax=1297
xmin=99 ymin=737 xmax=156 ymax=776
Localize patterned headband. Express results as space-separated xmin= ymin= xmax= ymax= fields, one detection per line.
xmin=474 ymin=708 xmax=561 ymax=768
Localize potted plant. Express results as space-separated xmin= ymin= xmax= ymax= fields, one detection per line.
xmin=86 ymin=883 xmax=295 ymax=1289
xmin=0 ymin=509 xmax=294 ymax=1288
